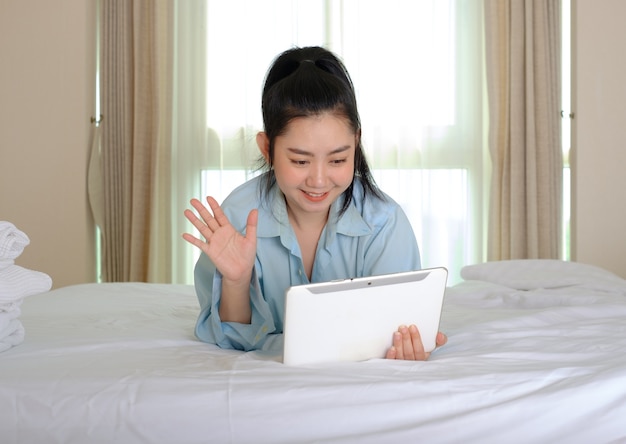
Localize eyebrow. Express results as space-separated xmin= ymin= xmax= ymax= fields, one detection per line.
xmin=287 ymin=145 xmax=352 ymax=156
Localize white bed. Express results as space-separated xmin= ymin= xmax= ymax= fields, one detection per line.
xmin=1 ymin=259 xmax=626 ymax=443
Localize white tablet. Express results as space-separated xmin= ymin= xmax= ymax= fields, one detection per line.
xmin=282 ymin=267 xmax=448 ymax=365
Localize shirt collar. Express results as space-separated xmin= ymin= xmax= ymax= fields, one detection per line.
xmin=256 ymin=183 xmax=372 ymax=240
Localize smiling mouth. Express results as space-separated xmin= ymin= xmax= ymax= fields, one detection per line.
xmin=302 ymin=190 xmax=329 ymax=202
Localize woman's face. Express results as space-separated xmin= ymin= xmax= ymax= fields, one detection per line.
xmin=258 ymin=113 xmax=356 ymax=223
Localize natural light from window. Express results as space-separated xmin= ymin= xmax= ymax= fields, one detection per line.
xmin=198 ymin=1 xmax=486 ymax=284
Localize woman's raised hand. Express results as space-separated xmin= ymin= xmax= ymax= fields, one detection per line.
xmin=183 ymin=196 xmax=258 ymax=283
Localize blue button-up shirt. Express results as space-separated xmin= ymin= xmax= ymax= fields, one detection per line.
xmin=194 ymin=174 xmax=421 ymax=351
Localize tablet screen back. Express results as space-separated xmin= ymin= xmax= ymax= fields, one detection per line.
xmin=283 ymin=267 xmax=447 ymax=365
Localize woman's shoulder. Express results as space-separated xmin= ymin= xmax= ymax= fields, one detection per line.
xmin=352 ymin=177 xmax=399 ymax=212
xmin=220 ymin=174 xmax=264 ymax=226
xmin=350 ymin=178 xmax=408 ymax=229
xmin=223 ymin=174 xmax=262 ymax=202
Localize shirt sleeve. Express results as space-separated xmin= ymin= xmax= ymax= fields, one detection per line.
xmin=193 ymin=253 xmax=278 ymax=351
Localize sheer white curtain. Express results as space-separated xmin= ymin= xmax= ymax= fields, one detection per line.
xmin=339 ymin=1 xmax=487 ymax=283
xmin=170 ymin=0 xmax=208 ymax=284
xmin=171 ymin=0 xmax=486 ymax=284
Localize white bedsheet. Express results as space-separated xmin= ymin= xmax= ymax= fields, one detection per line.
xmin=1 ymin=260 xmax=626 ymax=443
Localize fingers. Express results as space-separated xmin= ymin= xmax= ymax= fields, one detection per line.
xmin=184 ymin=199 xmax=218 ymax=237
xmin=391 ymin=331 xmax=404 ymax=360
xmin=405 ymin=324 xmax=426 ymax=360
xmin=205 ymin=196 xmax=229 ymax=229
xmin=184 ymin=197 xmax=226 ymax=242
xmin=436 ymin=331 xmax=448 ymax=347
xmin=400 ymin=326 xmax=415 ymax=360
xmin=245 ymin=209 xmax=258 ymax=240
xmin=187 ymin=197 xmax=254 ymax=236
xmin=181 ymin=231 xmax=208 ymax=253
xmin=385 ymin=345 xmax=398 ymax=360
xmin=386 ymin=324 xmax=430 ymax=361
xmin=183 ymin=207 xmax=210 ymax=242
xmin=182 ymin=197 xmax=259 ymax=251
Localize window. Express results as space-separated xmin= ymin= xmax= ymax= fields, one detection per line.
xmin=177 ymin=1 xmax=487 ymax=284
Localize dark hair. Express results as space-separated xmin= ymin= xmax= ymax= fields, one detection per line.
xmin=258 ymin=46 xmax=383 ymax=214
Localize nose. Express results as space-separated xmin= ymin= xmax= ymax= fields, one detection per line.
xmin=306 ymin=162 xmax=327 ymax=188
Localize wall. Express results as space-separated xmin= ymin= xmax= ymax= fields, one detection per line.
xmin=571 ymin=0 xmax=626 ymax=278
xmin=1 ymin=0 xmax=624 ymax=287
xmin=0 ymin=0 xmax=96 ymax=288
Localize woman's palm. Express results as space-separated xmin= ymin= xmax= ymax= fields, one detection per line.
xmin=183 ymin=196 xmax=258 ymax=283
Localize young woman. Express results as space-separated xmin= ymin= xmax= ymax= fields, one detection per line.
xmin=183 ymin=46 xmax=447 ymax=360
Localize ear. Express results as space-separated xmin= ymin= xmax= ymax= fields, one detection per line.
xmin=256 ymin=132 xmax=270 ymax=163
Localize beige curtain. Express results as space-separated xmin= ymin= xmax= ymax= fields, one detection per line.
xmin=484 ymin=0 xmax=563 ymax=260
xmin=92 ymin=0 xmax=173 ymax=282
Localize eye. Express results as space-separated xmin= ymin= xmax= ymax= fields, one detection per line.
xmin=290 ymin=159 xmax=309 ymax=166
xmin=330 ymin=158 xmax=348 ymax=165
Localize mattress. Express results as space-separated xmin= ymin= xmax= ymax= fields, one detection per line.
xmin=1 ymin=260 xmax=625 ymax=443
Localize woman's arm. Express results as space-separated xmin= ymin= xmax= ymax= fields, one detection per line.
xmin=183 ymin=196 xmax=258 ymax=324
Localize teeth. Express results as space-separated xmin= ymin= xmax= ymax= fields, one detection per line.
xmin=306 ymin=192 xmax=324 ymax=197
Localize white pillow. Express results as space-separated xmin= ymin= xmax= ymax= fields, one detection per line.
xmin=461 ymin=259 xmax=625 ymax=293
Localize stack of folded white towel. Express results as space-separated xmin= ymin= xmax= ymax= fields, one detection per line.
xmin=0 ymin=221 xmax=52 ymax=352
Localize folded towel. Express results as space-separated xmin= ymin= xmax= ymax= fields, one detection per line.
xmin=0 ymin=223 xmax=50 ymax=352
xmin=0 ymin=222 xmax=30 ymax=270
xmin=0 ymin=318 xmax=25 ymax=352
xmin=0 ymin=300 xmax=22 ymax=332
xmin=0 ymin=265 xmax=52 ymax=303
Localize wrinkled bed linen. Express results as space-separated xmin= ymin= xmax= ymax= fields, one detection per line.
xmin=0 ymin=261 xmax=625 ymax=444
